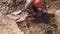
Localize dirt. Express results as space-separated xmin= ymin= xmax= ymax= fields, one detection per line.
xmin=17 ymin=13 xmax=58 ymax=34
xmin=0 ymin=16 xmax=24 ymax=34
xmin=0 ymin=0 xmax=60 ymax=34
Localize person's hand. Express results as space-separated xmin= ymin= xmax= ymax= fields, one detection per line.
xmin=32 ymin=12 xmax=36 ymax=15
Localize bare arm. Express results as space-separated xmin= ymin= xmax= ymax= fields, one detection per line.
xmin=25 ymin=0 xmax=33 ymax=11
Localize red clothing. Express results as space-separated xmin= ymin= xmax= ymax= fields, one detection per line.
xmin=34 ymin=0 xmax=41 ymax=8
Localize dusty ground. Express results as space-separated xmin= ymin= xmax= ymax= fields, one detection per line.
xmin=16 ymin=0 xmax=60 ymax=34
xmin=17 ymin=12 xmax=58 ymax=34
xmin=0 ymin=0 xmax=60 ymax=34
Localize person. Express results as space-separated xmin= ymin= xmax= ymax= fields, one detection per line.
xmin=25 ymin=0 xmax=47 ymax=16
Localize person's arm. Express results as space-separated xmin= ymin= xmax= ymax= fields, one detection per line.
xmin=25 ymin=0 xmax=33 ymax=11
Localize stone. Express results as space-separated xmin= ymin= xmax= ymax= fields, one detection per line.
xmin=55 ymin=10 xmax=60 ymax=32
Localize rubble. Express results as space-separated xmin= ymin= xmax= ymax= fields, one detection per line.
xmin=12 ymin=10 xmax=22 ymax=15
xmin=0 ymin=0 xmax=60 ymax=34
xmin=55 ymin=10 xmax=60 ymax=32
xmin=7 ymin=12 xmax=28 ymax=22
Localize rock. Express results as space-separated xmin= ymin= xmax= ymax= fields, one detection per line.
xmin=16 ymin=0 xmax=23 ymax=2
xmin=55 ymin=10 xmax=60 ymax=32
xmin=55 ymin=10 xmax=60 ymax=22
xmin=7 ymin=12 xmax=28 ymax=22
xmin=0 ymin=16 xmax=24 ymax=34
xmin=0 ymin=0 xmax=8 ymax=2
xmin=47 ymin=9 xmax=56 ymax=14
xmin=12 ymin=10 xmax=22 ymax=15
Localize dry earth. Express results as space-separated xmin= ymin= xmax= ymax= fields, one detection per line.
xmin=0 ymin=0 xmax=60 ymax=34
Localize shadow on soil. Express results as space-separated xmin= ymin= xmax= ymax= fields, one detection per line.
xmin=31 ymin=12 xmax=55 ymax=24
